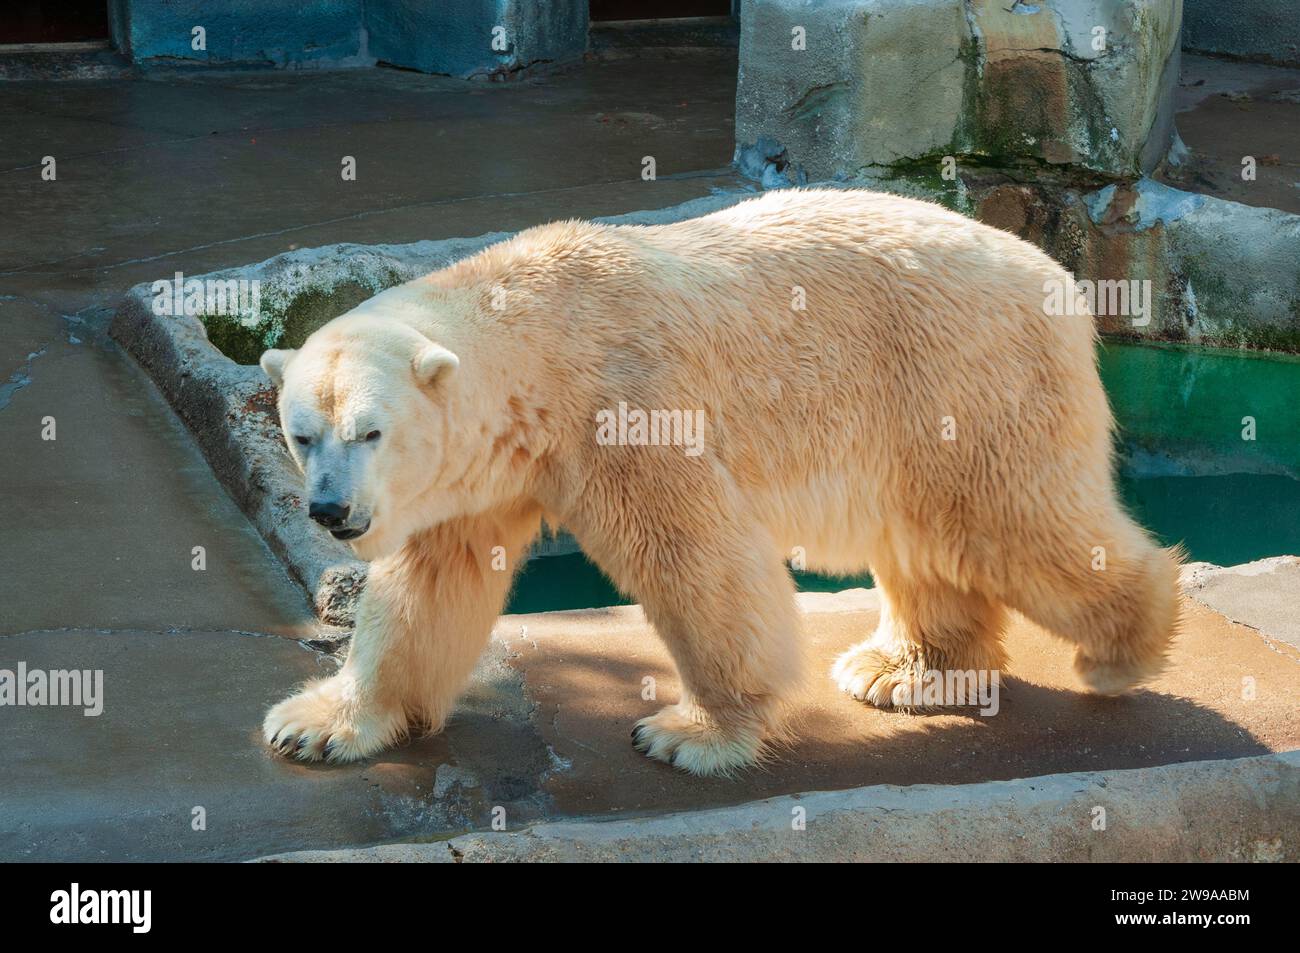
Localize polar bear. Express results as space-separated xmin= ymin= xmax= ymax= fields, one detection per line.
xmin=258 ymin=188 xmax=1180 ymax=777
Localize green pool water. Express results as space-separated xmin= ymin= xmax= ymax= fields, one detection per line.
xmin=506 ymin=341 xmax=1300 ymax=614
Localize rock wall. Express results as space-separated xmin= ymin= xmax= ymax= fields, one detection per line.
xmin=736 ymin=0 xmax=1182 ymax=183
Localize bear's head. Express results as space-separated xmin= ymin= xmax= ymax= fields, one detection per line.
xmin=260 ymin=314 xmax=465 ymax=561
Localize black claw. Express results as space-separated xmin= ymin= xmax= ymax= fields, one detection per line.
xmin=631 ymin=725 xmax=644 ymax=745
xmin=270 ymin=732 xmax=280 ymax=745
xmin=296 ymin=737 xmax=308 ymax=750
xmin=324 ymin=740 xmax=336 ymax=759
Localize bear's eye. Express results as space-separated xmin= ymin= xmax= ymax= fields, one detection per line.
xmin=294 ymin=435 xmax=311 ymax=447
xmin=365 ymin=430 xmax=382 ymax=443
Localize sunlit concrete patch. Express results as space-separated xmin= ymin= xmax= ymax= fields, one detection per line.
xmin=1182 ymin=557 xmax=1300 ymax=653
xmin=479 ymin=594 xmax=1300 ymax=822
xmin=258 ymin=587 xmax=1300 ymax=862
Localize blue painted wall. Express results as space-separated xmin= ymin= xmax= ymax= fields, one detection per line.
xmin=367 ymin=0 xmax=589 ymax=77
xmin=109 ymin=0 xmax=589 ymax=75
xmin=366 ymin=0 xmax=501 ymax=75
xmin=119 ymin=1 xmax=365 ymax=66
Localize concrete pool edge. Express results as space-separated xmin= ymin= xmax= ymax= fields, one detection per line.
xmin=254 ymin=748 xmax=1300 ymax=862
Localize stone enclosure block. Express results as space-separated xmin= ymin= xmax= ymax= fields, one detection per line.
xmin=736 ymin=0 xmax=1182 ymax=182
xmin=973 ymin=177 xmax=1300 ymax=352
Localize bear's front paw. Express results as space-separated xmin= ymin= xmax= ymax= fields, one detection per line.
xmin=631 ymin=703 xmax=762 ymax=777
xmin=263 ymin=676 xmax=406 ymax=763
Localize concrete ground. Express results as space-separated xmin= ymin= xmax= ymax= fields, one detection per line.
xmin=1159 ymin=52 xmax=1300 ymax=215
xmin=1 ymin=49 xmax=1297 ymax=862
xmin=4 ymin=585 xmax=1297 ymax=862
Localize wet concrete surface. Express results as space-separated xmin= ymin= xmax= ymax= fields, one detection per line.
xmin=1160 ymin=53 xmax=1300 ymax=215
xmin=0 ymin=296 xmax=313 ymax=636
xmin=0 ymin=54 xmax=740 ymax=287
xmin=0 ymin=628 xmax=554 ymax=861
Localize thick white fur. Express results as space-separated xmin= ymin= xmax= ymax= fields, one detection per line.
xmin=261 ymin=188 xmax=1181 ymax=776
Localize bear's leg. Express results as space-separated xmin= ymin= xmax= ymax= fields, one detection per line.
xmin=263 ymin=503 xmax=541 ymax=762
xmin=832 ymin=575 xmax=1007 ymax=710
xmin=1008 ymin=516 xmax=1181 ymax=695
xmin=604 ymin=513 xmax=803 ymax=777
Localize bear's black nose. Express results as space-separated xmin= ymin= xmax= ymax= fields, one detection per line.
xmin=309 ymin=500 xmax=350 ymax=528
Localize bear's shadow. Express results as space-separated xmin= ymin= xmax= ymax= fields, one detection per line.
xmin=509 ymin=644 xmax=1275 ymax=816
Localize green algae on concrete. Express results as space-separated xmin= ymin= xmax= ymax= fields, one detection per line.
xmin=197 ymin=252 xmax=421 ymax=364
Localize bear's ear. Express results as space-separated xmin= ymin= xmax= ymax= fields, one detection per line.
xmin=259 ymin=348 xmax=295 ymax=388
xmin=413 ymin=343 xmax=460 ymax=388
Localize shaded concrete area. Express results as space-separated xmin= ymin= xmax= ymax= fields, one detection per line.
xmin=0 ymin=53 xmax=740 ymax=287
xmin=1159 ymin=53 xmax=1300 ymax=215
xmin=0 ymin=296 xmax=313 ymax=636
